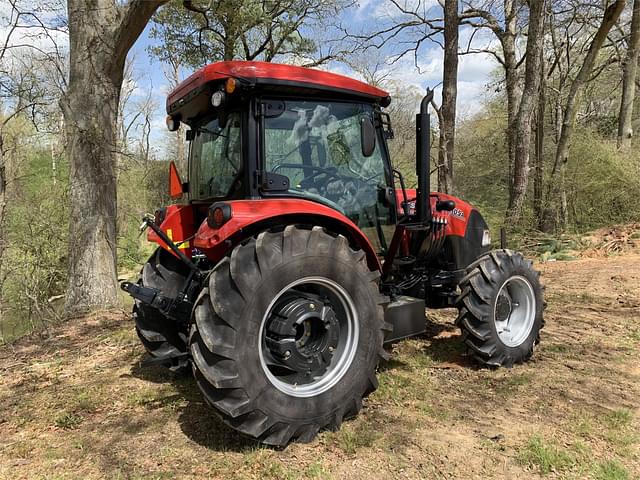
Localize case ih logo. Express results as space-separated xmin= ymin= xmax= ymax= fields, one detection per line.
xmin=452 ymin=208 xmax=465 ymax=219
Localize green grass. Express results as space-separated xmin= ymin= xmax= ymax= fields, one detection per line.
xmin=418 ymin=402 xmax=451 ymax=421
xmin=518 ymin=435 xmax=576 ymax=474
xmin=601 ymin=409 xmax=633 ymax=429
xmin=304 ymin=461 xmax=330 ymax=479
xmin=330 ymin=422 xmax=380 ymax=454
xmin=53 ymin=411 xmax=83 ymax=429
xmin=592 ymin=459 xmax=629 ymax=480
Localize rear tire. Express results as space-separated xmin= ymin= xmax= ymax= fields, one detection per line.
xmin=190 ymin=226 xmax=389 ymax=446
xmin=455 ymin=249 xmax=544 ymax=367
xmin=133 ymin=248 xmax=190 ymax=371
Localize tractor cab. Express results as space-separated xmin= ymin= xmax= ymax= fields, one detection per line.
xmin=166 ymin=61 xmax=397 ymax=254
xmin=122 ymin=61 xmax=544 ymax=448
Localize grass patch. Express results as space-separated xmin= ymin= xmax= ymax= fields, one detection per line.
xmin=53 ymin=411 xmax=83 ymax=429
xmin=374 ymin=372 xmax=417 ymax=404
xmin=494 ymin=373 xmax=534 ymax=394
xmin=572 ymin=414 xmax=594 ymax=438
xmin=601 ymin=409 xmax=633 ymax=429
xmin=418 ymin=402 xmax=450 ymax=421
xmin=518 ymin=435 xmax=575 ymax=474
xmin=69 ymin=387 xmax=101 ymax=412
xmin=304 ymin=461 xmax=330 ymax=479
xmin=330 ymin=422 xmax=381 ymax=454
xmin=592 ymin=459 xmax=629 ymax=480
xmin=125 ymin=384 xmax=182 ymax=410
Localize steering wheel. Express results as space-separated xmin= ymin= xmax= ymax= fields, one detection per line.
xmin=272 ymin=163 xmax=343 ymax=189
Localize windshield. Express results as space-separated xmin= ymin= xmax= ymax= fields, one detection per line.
xmin=190 ymin=112 xmax=242 ymax=199
xmin=263 ymin=100 xmax=395 ymax=252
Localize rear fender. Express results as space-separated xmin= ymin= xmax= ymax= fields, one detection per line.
xmin=193 ymin=199 xmax=381 ymax=271
xmin=147 ymin=204 xmax=196 ymax=258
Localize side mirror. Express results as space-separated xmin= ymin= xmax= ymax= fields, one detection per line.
xmin=360 ymin=116 xmax=376 ymax=157
xmin=169 ymin=161 xmax=184 ymax=199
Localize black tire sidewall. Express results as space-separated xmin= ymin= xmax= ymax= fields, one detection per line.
xmin=221 ymin=252 xmax=382 ymax=423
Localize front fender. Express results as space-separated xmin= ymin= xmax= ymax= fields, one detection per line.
xmin=193 ymin=198 xmax=381 ymax=271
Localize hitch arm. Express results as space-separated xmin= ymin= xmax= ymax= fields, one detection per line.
xmin=121 ymin=282 xmax=173 ymax=311
xmin=141 ymin=214 xmax=199 ymax=274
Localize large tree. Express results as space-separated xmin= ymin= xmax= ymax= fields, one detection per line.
xmin=618 ymin=0 xmax=640 ymax=149
xmin=438 ymin=0 xmax=458 ymax=194
xmin=551 ymin=0 xmax=626 ymax=229
xmin=505 ymin=0 xmax=546 ymax=224
xmin=461 ymin=0 xmax=522 ymax=197
xmin=61 ymin=0 xmax=167 ymax=314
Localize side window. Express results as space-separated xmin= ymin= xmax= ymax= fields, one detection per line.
xmin=190 ymin=113 xmax=242 ymax=199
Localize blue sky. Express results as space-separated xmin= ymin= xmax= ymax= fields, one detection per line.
xmin=1 ymin=0 xmax=500 ymax=157
xmin=124 ymin=0 xmax=501 ymax=155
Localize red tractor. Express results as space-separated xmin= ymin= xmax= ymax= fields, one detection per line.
xmin=122 ymin=61 xmax=544 ymax=447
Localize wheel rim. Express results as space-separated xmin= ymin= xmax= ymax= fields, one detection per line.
xmin=493 ymin=275 xmax=536 ymax=347
xmin=259 ymin=276 xmax=359 ymax=398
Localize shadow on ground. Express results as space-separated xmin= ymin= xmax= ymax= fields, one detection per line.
xmin=419 ymin=318 xmax=475 ymax=367
xmin=126 ymin=315 xmax=476 ymax=452
xmin=128 ymin=357 xmax=262 ymax=453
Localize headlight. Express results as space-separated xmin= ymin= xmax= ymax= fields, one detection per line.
xmin=211 ymin=90 xmax=225 ymax=107
xmin=481 ymin=229 xmax=491 ymax=247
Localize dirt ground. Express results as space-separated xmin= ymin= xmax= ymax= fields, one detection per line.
xmin=0 ymin=251 xmax=638 ymax=479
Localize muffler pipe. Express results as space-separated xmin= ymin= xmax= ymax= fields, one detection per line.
xmin=416 ymin=89 xmax=434 ymax=224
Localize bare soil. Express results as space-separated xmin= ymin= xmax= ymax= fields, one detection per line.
xmin=1 ymin=252 xmax=638 ymax=479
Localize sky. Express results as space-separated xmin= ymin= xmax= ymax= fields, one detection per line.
xmin=2 ymin=0 xmax=502 ymax=157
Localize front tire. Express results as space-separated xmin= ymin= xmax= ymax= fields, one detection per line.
xmin=190 ymin=226 xmax=389 ymax=446
xmin=455 ymin=249 xmax=544 ymax=367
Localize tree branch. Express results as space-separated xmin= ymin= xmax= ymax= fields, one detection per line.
xmin=114 ymin=0 xmax=169 ymax=68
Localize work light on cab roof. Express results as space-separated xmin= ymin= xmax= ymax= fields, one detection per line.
xmin=121 ymin=60 xmax=545 ymax=448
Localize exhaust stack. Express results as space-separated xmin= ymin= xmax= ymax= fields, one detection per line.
xmin=416 ymin=89 xmax=434 ymax=224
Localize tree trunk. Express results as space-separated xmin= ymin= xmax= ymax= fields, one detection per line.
xmin=62 ymin=0 xmax=167 ymax=315
xmin=618 ymin=0 xmax=640 ymax=149
xmin=553 ymin=0 xmax=625 ymax=231
xmin=502 ymin=0 xmax=518 ymax=198
xmin=0 ymin=146 xmax=5 ymax=325
xmin=534 ymin=56 xmax=546 ymax=230
xmin=0 ymin=139 xmax=6 ymax=289
xmin=505 ymin=0 xmax=546 ymax=225
xmin=438 ymin=0 xmax=458 ymax=194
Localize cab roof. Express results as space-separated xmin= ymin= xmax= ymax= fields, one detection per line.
xmin=166 ymin=61 xmax=391 ymax=115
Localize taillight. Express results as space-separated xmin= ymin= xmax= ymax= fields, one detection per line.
xmin=207 ymin=202 xmax=232 ymax=228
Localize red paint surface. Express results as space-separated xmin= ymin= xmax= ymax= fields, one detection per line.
xmin=192 ymin=198 xmax=381 ymax=270
xmin=168 ymin=161 xmax=184 ymax=199
xmin=149 ymin=194 xmax=476 ymax=266
xmin=167 ymin=61 xmax=389 ymax=111
xmin=394 ymin=189 xmax=475 ymax=237
xmin=147 ymin=204 xmax=196 ymax=258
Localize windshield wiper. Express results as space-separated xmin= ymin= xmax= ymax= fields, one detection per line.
xmin=196 ymin=126 xmax=227 ymax=138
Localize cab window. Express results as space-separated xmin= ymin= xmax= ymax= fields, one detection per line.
xmin=262 ymin=100 xmax=395 ymax=252
xmin=189 ymin=112 xmax=242 ymax=199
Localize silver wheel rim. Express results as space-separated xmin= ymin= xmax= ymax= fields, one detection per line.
xmin=259 ymin=276 xmax=359 ymax=398
xmin=493 ymin=275 xmax=536 ymax=347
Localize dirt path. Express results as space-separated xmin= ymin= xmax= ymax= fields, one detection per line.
xmin=1 ymin=254 xmax=638 ymax=479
